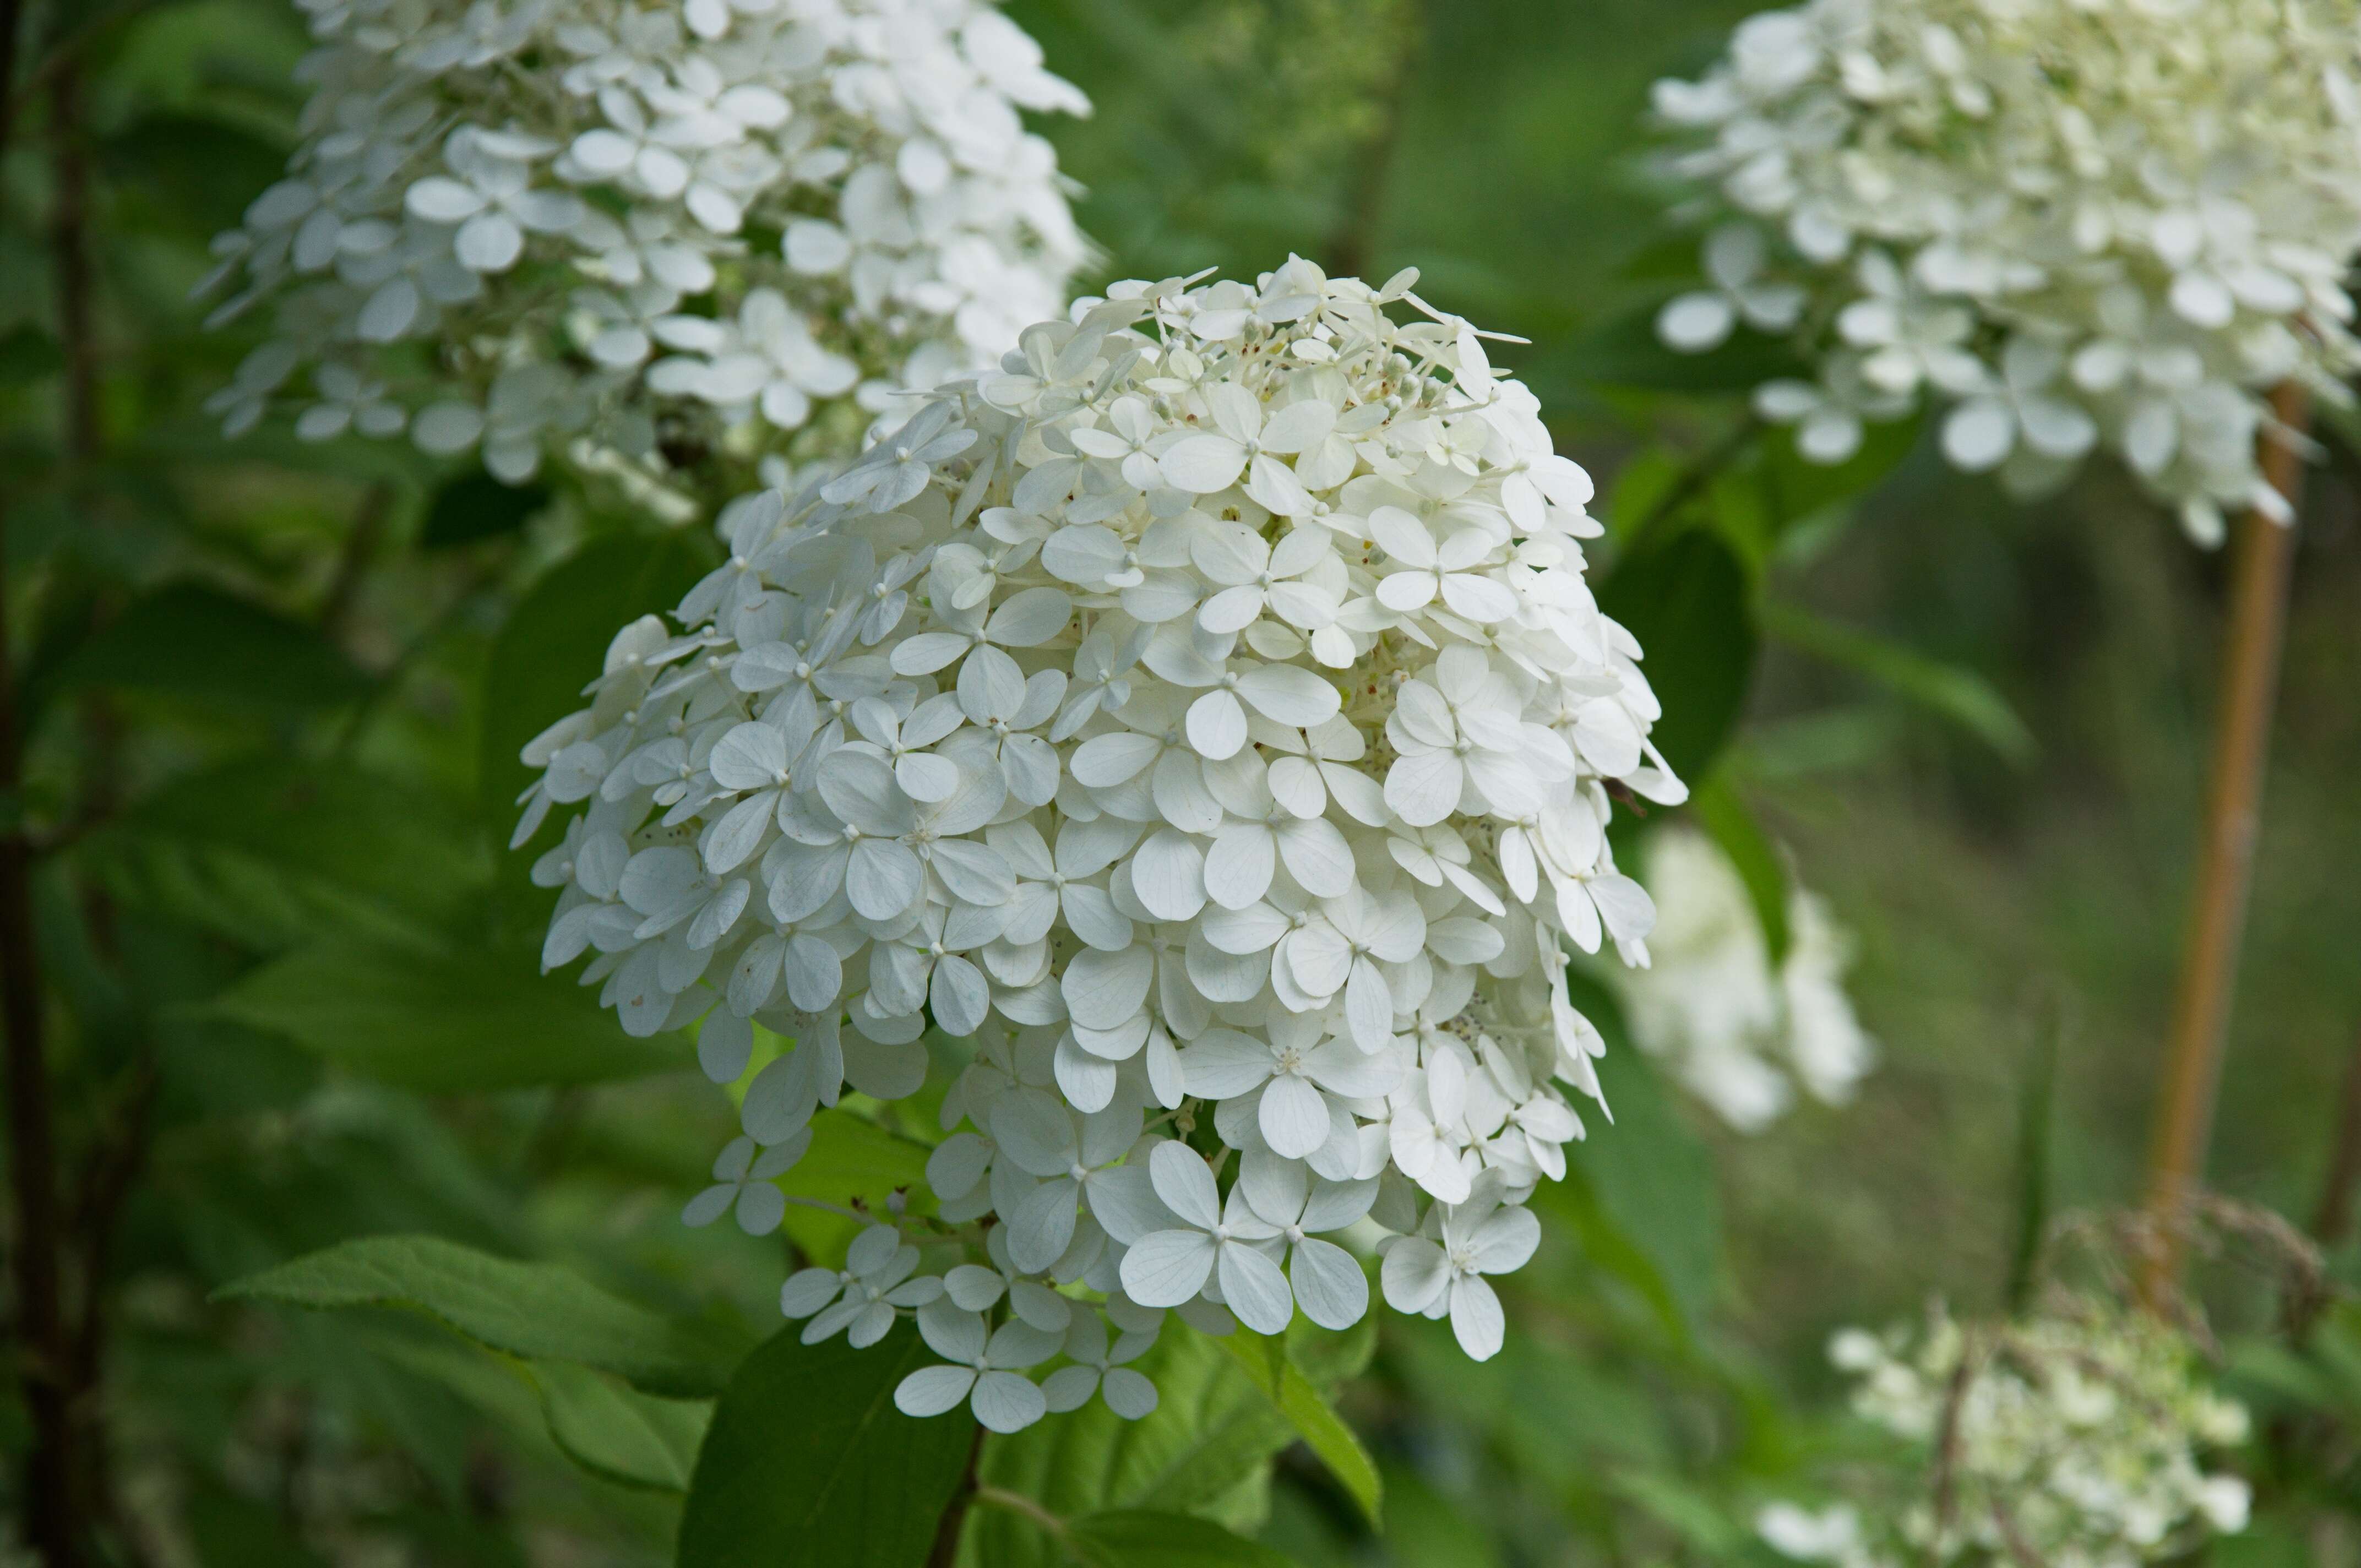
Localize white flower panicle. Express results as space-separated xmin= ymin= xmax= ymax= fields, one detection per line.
xmin=518 ymin=259 xmax=1688 ymax=1430
xmin=1761 ymin=1306 xmax=2253 ymax=1568
xmin=1608 ymin=826 xmax=1873 ymax=1133
xmin=200 ymin=0 xmax=1090 ymax=483
xmin=1650 ymin=0 xmax=2361 ymax=543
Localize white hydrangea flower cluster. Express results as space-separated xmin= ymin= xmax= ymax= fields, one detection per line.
xmin=518 ymin=259 xmax=1688 ymax=1433
xmin=199 ymin=0 xmax=1089 ymax=483
xmin=1650 ymin=0 xmax=2361 ymax=543
xmin=1605 ymin=826 xmax=1873 ymax=1133
xmin=1760 ymin=1306 xmax=2253 ymax=1568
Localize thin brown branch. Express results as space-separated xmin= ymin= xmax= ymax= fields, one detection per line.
xmin=923 ymin=1424 xmax=989 ymax=1568
xmin=1925 ymin=1341 xmax=1976 ymax=1565
xmin=2138 ymin=380 xmax=2311 ymax=1308
xmin=63 ymin=1058 xmax=153 ymax=1551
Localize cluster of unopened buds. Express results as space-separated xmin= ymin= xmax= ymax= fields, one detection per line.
xmin=199 ymin=0 xmax=1089 ymax=484
xmin=519 ymin=257 xmax=1687 ymax=1430
xmin=1651 ymin=0 xmax=2361 ymax=543
xmin=1759 ymin=1303 xmax=2253 ymax=1568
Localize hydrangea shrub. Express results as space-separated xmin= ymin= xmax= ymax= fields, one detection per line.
xmin=199 ymin=0 xmax=1090 ymax=483
xmin=1651 ymin=0 xmax=2361 ymax=542
xmin=1607 ymin=826 xmax=1873 ymax=1134
xmin=1760 ymin=1304 xmax=2253 ymax=1567
xmin=517 ymin=259 xmax=1685 ymax=1430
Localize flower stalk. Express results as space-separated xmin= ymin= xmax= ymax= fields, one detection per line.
xmin=2139 ymin=380 xmax=2310 ymax=1305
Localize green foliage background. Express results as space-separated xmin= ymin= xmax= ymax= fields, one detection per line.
xmin=6 ymin=0 xmax=2361 ymax=1563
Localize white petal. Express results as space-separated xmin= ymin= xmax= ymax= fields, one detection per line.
xmin=1101 ymin=1366 xmax=1159 ymax=1419
xmin=698 ymin=1012 xmax=753 ymax=1084
xmin=894 ymin=1365 xmax=978 ymax=1418
xmin=1203 ymin=825 xmax=1276 ymax=911
xmin=1184 ymin=689 xmax=1249 ymax=761
xmin=1118 ymin=1228 xmax=1217 ymax=1307
xmin=1447 ymin=1275 xmax=1506 ymax=1361
xmin=1236 ymin=664 xmax=1340 ymax=727
xmin=1215 ymin=1242 xmax=1294 ymax=1336
xmin=1380 ymin=1237 xmax=1450 ymax=1314
xmin=1160 ymin=433 xmax=1249 ymax=493
xmin=1147 ymin=1141 xmax=1222 ymax=1229
xmin=681 ymin=1185 xmax=734 ymax=1228
xmin=1941 ymin=399 xmax=2014 ymax=472
xmin=970 ymin=1370 xmax=1047 ymax=1433
xmin=1289 ymin=1238 xmax=1369 ymax=1330
xmin=1471 ymin=1205 xmax=1542 ymax=1275
xmin=1259 ymin=1075 xmax=1331 ymax=1159
xmin=1128 ymin=829 xmax=1207 ymax=922
xmin=1657 ymin=292 xmax=1737 ymax=352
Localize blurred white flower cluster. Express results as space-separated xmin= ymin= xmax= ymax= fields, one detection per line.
xmin=200 ymin=0 xmax=1089 ymax=483
xmin=1761 ymin=1305 xmax=2252 ymax=1568
xmin=1608 ymin=826 xmax=1873 ymax=1133
xmin=518 ymin=259 xmax=1686 ymax=1431
xmin=1651 ymin=0 xmax=2361 ymax=543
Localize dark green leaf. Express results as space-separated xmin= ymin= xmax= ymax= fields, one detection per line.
xmin=423 ymin=471 xmax=551 ymax=549
xmin=1760 ymin=601 xmax=2036 ymax=766
xmin=973 ymin=1327 xmax=1295 ymax=1566
xmin=1549 ymin=973 xmax=1722 ymax=1336
xmin=100 ymin=113 xmax=292 ymax=231
xmin=1685 ymin=775 xmax=1790 ymax=965
xmin=0 ymin=325 xmax=63 ymax=386
xmin=1566 ymin=301 xmax=1809 ymax=395
xmin=480 ymin=531 xmax=711 ymax=835
xmin=217 ymin=1234 xmax=749 ymax=1397
xmin=46 ymin=582 xmax=367 ymax=717
xmin=1063 ymin=1509 xmax=1296 ymax=1567
xmin=183 ymin=1476 xmax=331 ymax=1568
xmin=93 ymin=758 xmax=489 ymax=948
xmin=535 ymin=1362 xmax=710 ymax=1493
xmin=676 ymin=1323 xmax=975 ymax=1568
xmin=1596 ymin=529 xmax=1756 ymax=781
xmin=1215 ymin=1331 xmax=1381 ymax=1527
xmin=208 ymin=933 xmax=694 ymax=1092
xmin=1755 ymin=413 xmax=1924 ymax=540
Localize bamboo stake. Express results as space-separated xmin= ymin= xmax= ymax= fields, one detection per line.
xmin=2137 ymin=380 xmax=2311 ymax=1307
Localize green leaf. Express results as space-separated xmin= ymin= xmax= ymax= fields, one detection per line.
xmin=208 ymin=933 xmax=693 ymax=1092
xmin=2005 ymin=1011 xmax=2060 ymax=1313
xmin=676 ymin=1323 xmax=975 ymax=1568
xmin=100 ymin=112 xmax=295 ymax=232
xmin=91 ymin=758 xmax=489 ymax=948
xmin=1568 ymin=301 xmax=1809 ymax=395
xmin=534 ymin=1362 xmax=710 ymax=1493
xmin=217 ymin=1234 xmax=749 ymax=1397
xmin=1216 ymin=1331 xmax=1381 ymax=1528
xmin=1063 ymin=1510 xmax=1296 ymax=1568
xmin=772 ymin=1108 xmax=935 ymax=1261
xmin=46 ymin=582 xmax=367 ymax=718
xmin=0 ymin=325 xmax=63 ymax=386
xmin=1595 ymin=529 xmax=1757 ymax=782
xmin=1548 ymin=973 xmax=1722 ymax=1336
xmin=480 ymin=531 xmax=711 ymax=835
xmin=973 ymin=1327 xmax=1296 ymax=1566
xmin=423 ymin=470 xmax=551 ymax=549
xmin=1760 ymin=601 xmax=2036 ymax=767
xmin=1685 ymin=775 xmax=1790 ymax=965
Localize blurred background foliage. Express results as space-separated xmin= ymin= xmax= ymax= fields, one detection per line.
xmin=6 ymin=0 xmax=2361 ymax=1563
